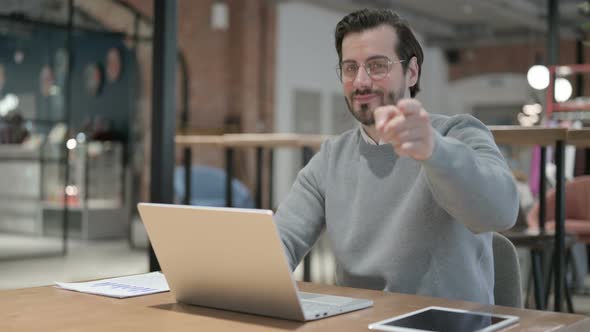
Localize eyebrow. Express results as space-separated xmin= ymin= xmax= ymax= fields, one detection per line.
xmin=340 ymin=55 xmax=390 ymax=63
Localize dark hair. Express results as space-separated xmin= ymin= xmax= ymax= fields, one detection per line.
xmin=335 ymin=8 xmax=424 ymax=97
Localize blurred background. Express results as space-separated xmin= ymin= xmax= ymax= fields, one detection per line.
xmin=0 ymin=0 xmax=589 ymax=314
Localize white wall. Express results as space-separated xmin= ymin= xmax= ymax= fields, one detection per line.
xmin=274 ymin=2 xmax=345 ymax=204
xmin=419 ymin=46 xmax=450 ymax=115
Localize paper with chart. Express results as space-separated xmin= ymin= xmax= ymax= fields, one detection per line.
xmin=55 ymin=272 xmax=170 ymax=298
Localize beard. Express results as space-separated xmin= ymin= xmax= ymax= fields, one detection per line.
xmin=344 ymin=84 xmax=406 ymax=126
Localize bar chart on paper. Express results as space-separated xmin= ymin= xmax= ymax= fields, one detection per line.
xmin=55 ymin=272 xmax=170 ymax=298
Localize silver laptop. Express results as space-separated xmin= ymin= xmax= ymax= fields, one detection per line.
xmin=137 ymin=203 xmax=373 ymax=321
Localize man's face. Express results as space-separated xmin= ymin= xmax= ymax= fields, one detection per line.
xmin=341 ymin=25 xmax=410 ymax=126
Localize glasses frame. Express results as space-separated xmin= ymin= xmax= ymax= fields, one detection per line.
xmin=336 ymin=57 xmax=406 ymax=83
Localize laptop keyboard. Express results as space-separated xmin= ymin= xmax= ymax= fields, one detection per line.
xmin=300 ymin=300 xmax=340 ymax=318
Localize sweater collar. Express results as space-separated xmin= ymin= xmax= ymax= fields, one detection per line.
xmin=359 ymin=125 xmax=385 ymax=145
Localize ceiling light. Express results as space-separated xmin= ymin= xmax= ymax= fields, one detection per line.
xmin=0 ymin=93 xmax=19 ymax=116
xmin=522 ymin=103 xmax=542 ymax=115
xmin=527 ymin=65 xmax=549 ymax=90
xmin=14 ymin=50 xmax=24 ymax=64
xmin=66 ymin=138 xmax=77 ymax=150
xmin=554 ymin=78 xmax=572 ymax=102
xmin=65 ymin=185 xmax=78 ymax=196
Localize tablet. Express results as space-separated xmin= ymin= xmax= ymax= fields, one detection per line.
xmin=368 ymin=306 xmax=519 ymax=332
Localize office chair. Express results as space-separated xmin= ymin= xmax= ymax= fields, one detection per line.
xmin=493 ymin=232 xmax=523 ymax=308
xmin=174 ymin=165 xmax=255 ymax=208
xmin=527 ymin=176 xmax=590 ymax=243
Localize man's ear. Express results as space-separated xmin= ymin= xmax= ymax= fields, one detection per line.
xmin=406 ymin=56 xmax=419 ymax=88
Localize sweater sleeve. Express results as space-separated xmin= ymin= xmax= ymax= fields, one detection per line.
xmin=421 ymin=114 xmax=519 ymax=233
xmin=273 ymin=142 xmax=328 ymax=271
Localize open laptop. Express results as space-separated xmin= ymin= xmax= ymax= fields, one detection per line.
xmin=137 ymin=203 xmax=373 ymax=321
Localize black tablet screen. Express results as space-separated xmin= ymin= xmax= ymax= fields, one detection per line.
xmin=383 ymin=308 xmax=506 ymax=332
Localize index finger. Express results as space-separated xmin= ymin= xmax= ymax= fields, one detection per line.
xmin=397 ymin=99 xmax=422 ymax=117
xmin=374 ymin=105 xmax=401 ymax=131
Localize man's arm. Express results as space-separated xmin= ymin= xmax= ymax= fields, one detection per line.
xmin=274 ymin=144 xmax=328 ymax=271
xmin=421 ymin=115 xmax=519 ymax=233
xmin=375 ymin=99 xmax=519 ymax=233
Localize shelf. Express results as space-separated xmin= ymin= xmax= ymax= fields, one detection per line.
xmin=42 ymin=199 xmax=122 ymax=210
xmin=42 ymin=205 xmax=127 ymax=240
xmin=547 ymin=64 xmax=590 ymax=118
xmin=0 ymin=157 xmax=66 ymax=163
xmin=0 ymin=118 xmax=62 ymax=124
xmin=0 ymin=142 xmax=126 ymax=239
xmin=553 ymin=102 xmax=590 ymax=112
xmin=555 ymin=64 xmax=590 ymax=75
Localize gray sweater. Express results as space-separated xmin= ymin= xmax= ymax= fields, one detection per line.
xmin=274 ymin=113 xmax=519 ymax=304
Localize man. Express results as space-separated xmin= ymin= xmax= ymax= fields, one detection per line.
xmin=274 ymin=8 xmax=519 ymax=305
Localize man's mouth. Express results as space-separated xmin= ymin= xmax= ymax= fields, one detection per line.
xmin=354 ymin=94 xmax=378 ymax=103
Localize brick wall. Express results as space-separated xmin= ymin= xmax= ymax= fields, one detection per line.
xmin=448 ymin=39 xmax=590 ymax=96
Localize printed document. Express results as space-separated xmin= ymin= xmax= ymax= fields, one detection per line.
xmin=55 ymin=272 xmax=170 ymax=298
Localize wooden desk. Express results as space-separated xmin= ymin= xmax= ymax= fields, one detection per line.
xmin=489 ymin=126 xmax=568 ymax=146
xmin=222 ymin=133 xmax=302 ymax=148
xmin=2 ymin=282 xmax=589 ymax=332
xmin=567 ymin=129 xmax=590 ymax=148
xmin=175 ymin=135 xmax=226 ymax=147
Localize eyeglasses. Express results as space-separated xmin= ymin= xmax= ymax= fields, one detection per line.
xmin=336 ymin=57 xmax=405 ymax=83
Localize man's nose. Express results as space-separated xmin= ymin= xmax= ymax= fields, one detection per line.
xmin=352 ymin=67 xmax=372 ymax=89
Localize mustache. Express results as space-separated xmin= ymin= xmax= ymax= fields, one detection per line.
xmin=352 ymin=89 xmax=383 ymax=97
